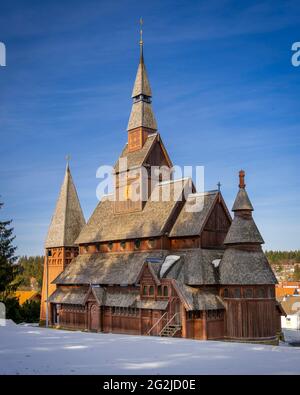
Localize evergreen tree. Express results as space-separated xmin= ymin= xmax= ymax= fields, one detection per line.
xmin=0 ymin=201 xmax=19 ymax=298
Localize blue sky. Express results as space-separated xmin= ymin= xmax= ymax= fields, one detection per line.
xmin=0 ymin=0 xmax=299 ymax=256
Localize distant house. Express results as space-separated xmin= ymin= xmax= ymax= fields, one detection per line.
xmin=15 ymin=290 xmax=41 ymax=305
xmin=276 ymin=282 xmax=300 ymax=298
xmin=278 ymin=294 xmax=300 ymax=330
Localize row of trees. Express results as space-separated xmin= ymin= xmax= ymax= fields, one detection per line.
xmin=16 ymin=255 xmax=44 ymax=291
xmin=265 ymin=250 xmax=300 ymax=263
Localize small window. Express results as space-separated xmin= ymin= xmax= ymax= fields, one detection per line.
xmin=108 ymin=241 xmax=113 ymax=251
xmin=163 ymin=286 xmax=169 ymax=297
xmin=120 ymin=241 xmax=126 ymax=250
xmin=143 ymin=285 xmax=148 ymax=295
xmin=245 ymin=288 xmax=253 ymax=298
xmin=234 ymin=288 xmax=241 ymax=298
xmin=257 ymin=288 xmax=266 ymax=298
xmin=157 ymin=286 xmax=162 ymax=296
xmin=223 ymin=288 xmax=229 ymax=298
xmin=148 ymin=238 xmax=155 ymax=248
xmin=134 ymin=239 xmax=141 ymax=249
xmin=149 ymin=286 xmax=154 ymax=296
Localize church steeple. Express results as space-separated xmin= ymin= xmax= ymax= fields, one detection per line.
xmin=127 ymin=20 xmax=157 ymax=151
xmin=45 ymin=161 xmax=85 ymax=248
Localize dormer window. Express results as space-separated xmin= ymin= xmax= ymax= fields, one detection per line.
xmin=163 ymin=286 xmax=169 ymax=297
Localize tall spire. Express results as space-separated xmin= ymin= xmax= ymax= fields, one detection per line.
xmin=127 ymin=19 xmax=157 ymax=132
xmin=45 ymin=162 xmax=85 ymax=248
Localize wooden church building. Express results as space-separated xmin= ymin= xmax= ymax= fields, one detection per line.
xmin=40 ymin=35 xmax=282 ymax=343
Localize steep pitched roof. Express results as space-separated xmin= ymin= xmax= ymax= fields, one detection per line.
xmin=219 ymin=248 xmax=277 ymax=285
xmin=45 ymin=165 xmax=85 ymax=248
xmin=127 ymin=100 xmax=157 ymax=130
xmin=76 ymin=178 xmax=191 ymax=244
xmin=232 ymin=188 xmax=254 ymax=211
xmin=127 ymin=42 xmax=157 ymax=131
xmin=169 ymin=191 xmax=230 ymax=237
xmin=131 ymin=49 xmax=152 ymax=98
xmin=224 ymin=215 xmax=264 ymax=245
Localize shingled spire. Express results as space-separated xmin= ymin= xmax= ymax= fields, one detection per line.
xmin=219 ymin=171 xmax=276 ymax=285
xmin=45 ymin=162 xmax=85 ymax=248
xmin=224 ymin=170 xmax=263 ymax=245
xmin=127 ymin=20 xmax=157 ymax=151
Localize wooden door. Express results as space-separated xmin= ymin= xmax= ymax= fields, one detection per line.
xmin=90 ymin=304 xmax=99 ymax=331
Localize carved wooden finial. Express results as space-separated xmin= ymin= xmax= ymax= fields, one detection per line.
xmin=217 ymin=181 xmax=221 ymax=192
xmin=239 ymin=170 xmax=245 ymax=189
xmin=139 ymin=17 xmax=143 ymax=46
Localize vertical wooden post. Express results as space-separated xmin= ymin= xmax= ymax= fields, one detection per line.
xmin=181 ymin=304 xmax=187 ymax=338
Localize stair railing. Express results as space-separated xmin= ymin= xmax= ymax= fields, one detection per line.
xmin=159 ymin=312 xmax=180 ymax=336
xmin=147 ymin=311 xmax=168 ymax=336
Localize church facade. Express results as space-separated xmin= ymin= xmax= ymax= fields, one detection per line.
xmin=40 ymin=37 xmax=282 ymax=343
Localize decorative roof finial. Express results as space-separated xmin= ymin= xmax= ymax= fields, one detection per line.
xmin=239 ymin=169 xmax=245 ymax=189
xmin=139 ymin=17 xmax=143 ymax=59
xmin=217 ymin=181 xmax=221 ymax=192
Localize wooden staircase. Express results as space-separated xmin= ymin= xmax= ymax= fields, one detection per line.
xmin=160 ymin=323 xmax=181 ymax=337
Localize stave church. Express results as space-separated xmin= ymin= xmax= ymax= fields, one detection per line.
xmin=40 ymin=32 xmax=283 ymax=343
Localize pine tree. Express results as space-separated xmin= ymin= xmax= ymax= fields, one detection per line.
xmin=0 ymin=201 xmax=19 ymax=298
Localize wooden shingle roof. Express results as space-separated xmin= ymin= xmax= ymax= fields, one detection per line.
xmin=173 ymin=282 xmax=225 ymax=311
xmin=45 ymin=165 xmax=85 ymax=248
xmin=76 ymin=178 xmax=191 ymax=244
xmin=169 ymin=191 xmax=228 ymax=237
xmin=219 ymin=248 xmax=277 ymax=285
xmin=223 ymin=216 xmax=264 ymax=245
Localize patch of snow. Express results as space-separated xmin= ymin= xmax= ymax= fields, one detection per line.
xmin=0 ymin=325 xmax=300 ymax=374
xmin=160 ymin=255 xmax=180 ymax=278
xmin=212 ymin=259 xmax=221 ymax=268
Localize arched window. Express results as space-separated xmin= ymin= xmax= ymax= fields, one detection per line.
xmin=143 ymin=285 xmax=148 ymax=296
xmin=157 ymin=286 xmax=162 ymax=296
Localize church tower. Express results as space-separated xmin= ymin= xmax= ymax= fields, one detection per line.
xmin=114 ymin=22 xmax=172 ymax=214
xmin=127 ymin=21 xmax=157 ymax=152
xmin=40 ymin=162 xmax=85 ymax=323
xmin=219 ymin=170 xmax=277 ymax=341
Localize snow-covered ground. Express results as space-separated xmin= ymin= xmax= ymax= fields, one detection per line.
xmin=0 ymin=322 xmax=300 ymax=375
